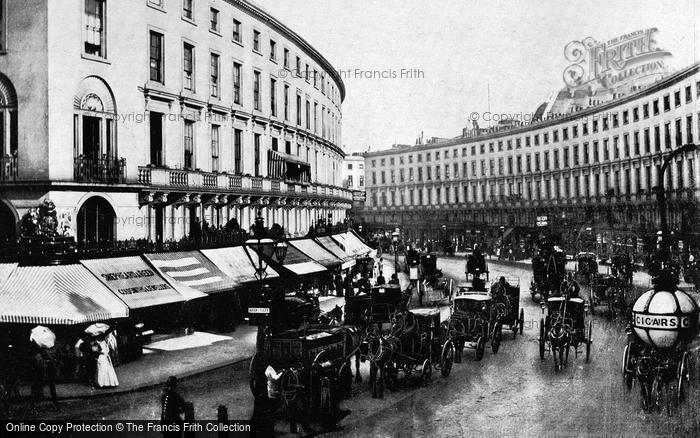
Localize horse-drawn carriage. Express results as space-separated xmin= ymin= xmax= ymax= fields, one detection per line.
xmin=364 ymin=307 xmax=454 ymax=398
xmin=610 ymin=252 xmax=635 ymax=285
xmin=530 ymin=245 xmax=566 ymax=301
xmin=344 ymin=284 xmax=408 ymax=331
xmin=355 ymin=256 xmax=375 ymax=279
xmin=343 ymin=284 xmax=411 ymax=386
xmin=249 ymin=327 xmax=358 ymax=432
xmin=490 ymin=278 xmax=525 ymax=337
xmin=538 ymin=296 xmax=592 ymax=371
xmin=575 ymin=252 xmax=598 ymax=283
xmin=621 ymin=276 xmax=699 ymax=414
xmin=589 ymin=273 xmax=627 ymax=319
xmin=404 ymin=248 xmax=421 ymax=279
xmin=464 ymin=249 xmax=489 ymax=293
xmin=448 ymin=293 xmax=503 ymax=361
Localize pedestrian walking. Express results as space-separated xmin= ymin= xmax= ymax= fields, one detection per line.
xmin=161 ymin=376 xmax=187 ymax=438
xmin=30 ymin=344 xmax=59 ymax=410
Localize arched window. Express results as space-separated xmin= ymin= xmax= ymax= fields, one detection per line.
xmin=0 ymin=73 xmax=17 ymax=155
xmin=77 ymin=196 xmax=116 ymax=249
xmin=0 ymin=73 xmax=17 ymax=181
xmin=73 ymin=76 xmax=119 ymax=182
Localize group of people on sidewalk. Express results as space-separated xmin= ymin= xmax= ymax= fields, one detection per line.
xmin=1 ymin=325 xmax=120 ymax=417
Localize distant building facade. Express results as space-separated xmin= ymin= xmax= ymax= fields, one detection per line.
xmin=358 ymin=62 xmax=700 ymax=255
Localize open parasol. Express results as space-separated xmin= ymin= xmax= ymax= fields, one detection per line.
xmin=84 ymin=322 xmax=111 ymax=337
xmin=30 ymin=325 xmax=56 ymax=349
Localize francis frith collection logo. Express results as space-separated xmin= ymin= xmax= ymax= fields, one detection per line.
xmin=563 ymin=28 xmax=672 ymax=92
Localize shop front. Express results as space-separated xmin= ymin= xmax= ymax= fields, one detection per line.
xmin=0 ymin=264 xmax=130 ymax=382
xmin=289 ymin=239 xmax=342 ymax=295
xmin=264 ymin=243 xmax=327 ymax=295
xmin=81 ymin=256 xmax=207 ymax=360
xmin=143 ymin=251 xmax=242 ymax=332
xmin=200 ymin=246 xmax=280 ymax=322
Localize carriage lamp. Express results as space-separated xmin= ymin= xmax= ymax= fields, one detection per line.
xmin=274 ymin=241 xmax=288 ymax=261
xmin=540 ymin=300 xmax=547 ymax=313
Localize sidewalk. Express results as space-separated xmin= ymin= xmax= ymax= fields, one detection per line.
xmin=18 ymin=296 xmax=344 ymax=401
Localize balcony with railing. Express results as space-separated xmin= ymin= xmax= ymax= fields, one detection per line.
xmin=0 ymin=153 xmax=18 ymax=181
xmin=136 ymin=165 xmax=353 ymax=201
xmin=74 ymin=156 xmax=126 ymax=184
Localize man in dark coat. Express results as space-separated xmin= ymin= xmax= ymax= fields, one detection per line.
xmin=161 ymin=376 xmax=187 ymax=438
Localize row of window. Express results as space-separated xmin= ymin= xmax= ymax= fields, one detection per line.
xmin=147 ymin=0 xmax=341 ymax=107
xmin=369 ymin=159 xmax=695 ymax=207
xmin=148 ymin=30 xmax=340 ymax=144
xmin=159 ymin=116 xmax=335 ymax=182
xmin=370 ymin=81 xmax=700 ymax=169
xmin=369 ymin=111 xmax=700 ymax=185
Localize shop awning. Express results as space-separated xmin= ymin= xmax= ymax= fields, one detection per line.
xmin=266 ymin=244 xmax=326 ymax=276
xmin=201 ymin=246 xmax=279 ymax=283
xmin=314 ymin=236 xmax=356 ymax=269
xmin=267 ymin=150 xmax=311 ymax=182
xmin=289 ymin=239 xmax=342 ymax=269
xmin=333 ymin=232 xmax=373 ymax=258
xmin=144 ymin=251 xmax=239 ymax=294
xmin=81 ymin=256 xmax=206 ymax=309
xmin=0 ymin=264 xmax=129 ymax=325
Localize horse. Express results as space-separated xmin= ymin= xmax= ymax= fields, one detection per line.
xmin=547 ymin=313 xmax=572 ymax=372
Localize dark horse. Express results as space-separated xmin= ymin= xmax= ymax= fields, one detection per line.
xmin=547 ymin=309 xmax=572 ymax=371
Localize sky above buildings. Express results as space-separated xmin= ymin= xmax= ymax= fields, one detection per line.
xmin=260 ymin=0 xmax=700 ymax=153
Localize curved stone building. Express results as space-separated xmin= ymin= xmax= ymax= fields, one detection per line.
xmin=0 ymin=0 xmax=349 ymax=249
xmin=360 ymin=62 xmax=700 ymax=256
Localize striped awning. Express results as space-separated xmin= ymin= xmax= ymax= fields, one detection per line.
xmin=0 ymin=264 xmax=129 ymax=325
xmin=289 ymin=239 xmax=342 ymax=269
xmin=81 ymin=256 xmax=205 ymax=309
xmin=267 ymin=244 xmax=326 ymax=276
xmin=144 ymin=251 xmax=239 ymax=294
xmin=201 ymin=246 xmax=279 ymax=283
xmin=315 ymin=236 xmax=355 ymax=269
xmin=333 ymin=232 xmax=373 ymax=258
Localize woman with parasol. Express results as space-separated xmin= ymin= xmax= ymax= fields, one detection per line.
xmin=83 ymin=323 xmax=119 ymax=388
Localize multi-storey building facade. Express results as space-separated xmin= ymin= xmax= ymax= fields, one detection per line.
xmin=0 ymin=0 xmax=350 ymax=248
xmin=359 ymin=62 xmax=700 ymax=253
xmin=342 ymin=153 xmax=365 ymax=192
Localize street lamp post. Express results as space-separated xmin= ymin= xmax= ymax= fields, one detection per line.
xmin=246 ymin=213 xmax=288 ymax=349
xmin=656 ymin=143 xmax=697 ymax=253
xmin=392 ymin=228 xmax=400 ymax=273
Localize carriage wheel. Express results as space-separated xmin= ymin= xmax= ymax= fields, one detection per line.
xmin=539 ymin=322 xmax=546 ymax=360
xmin=678 ymin=351 xmax=690 ymax=401
xmin=519 ymin=308 xmax=525 ymax=335
xmin=585 ymin=321 xmax=592 ymax=363
xmin=338 ymin=362 xmax=353 ymax=400
xmin=491 ymin=324 xmax=502 ymax=354
xmin=421 ymin=359 xmax=432 ymax=386
xmin=475 ymin=337 xmax=485 ymax=361
xmin=622 ymin=344 xmax=634 ymax=390
xmin=440 ymin=341 xmax=454 ymax=377
xmin=248 ymin=353 xmax=266 ymax=397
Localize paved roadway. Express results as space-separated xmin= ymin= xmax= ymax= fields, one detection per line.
xmin=334 ymin=256 xmax=700 ymax=437
xmin=17 ymin=257 xmax=700 ymax=437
